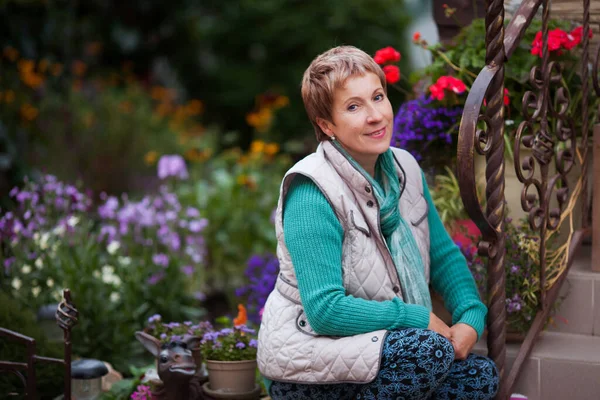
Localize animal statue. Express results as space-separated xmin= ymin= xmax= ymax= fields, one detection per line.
xmin=135 ymin=331 xmax=207 ymax=400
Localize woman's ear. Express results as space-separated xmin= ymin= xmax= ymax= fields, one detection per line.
xmin=316 ymin=117 xmax=334 ymax=138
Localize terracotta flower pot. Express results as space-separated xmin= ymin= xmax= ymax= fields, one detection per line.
xmin=205 ymin=359 xmax=257 ymax=393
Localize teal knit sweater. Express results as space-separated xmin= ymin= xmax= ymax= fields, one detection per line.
xmin=282 ymin=172 xmax=487 ymax=339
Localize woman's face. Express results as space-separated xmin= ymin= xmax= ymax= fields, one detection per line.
xmin=320 ymin=72 xmax=393 ymax=171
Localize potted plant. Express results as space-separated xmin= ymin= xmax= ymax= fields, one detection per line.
xmin=200 ymin=305 xmax=260 ymax=398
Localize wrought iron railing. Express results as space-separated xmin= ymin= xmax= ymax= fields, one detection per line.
xmin=0 ymin=289 xmax=78 ymax=399
xmin=457 ymin=0 xmax=597 ymax=398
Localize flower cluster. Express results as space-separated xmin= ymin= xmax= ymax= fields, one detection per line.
xmin=373 ymin=46 xmax=401 ymax=84
xmin=459 ymin=218 xmax=564 ymax=334
xmin=97 ymin=160 xmax=208 ymax=286
xmin=0 ymin=175 xmax=93 ymax=302
xmin=130 ymin=384 xmax=152 ymax=400
xmin=392 ymin=94 xmax=462 ymax=166
xmin=235 ymin=253 xmax=279 ymax=323
xmin=531 ymin=26 xmax=593 ymax=57
xmin=157 ymin=154 xmax=189 ymax=180
xmin=428 ymin=76 xmax=467 ymax=101
xmin=200 ymin=325 xmax=258 ymax=362
xmin=144 ymin=314 xmax=214 ymax=344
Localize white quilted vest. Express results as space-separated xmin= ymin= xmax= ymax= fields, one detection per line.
xmin=257 ymin=140 xmax=431 ymax=384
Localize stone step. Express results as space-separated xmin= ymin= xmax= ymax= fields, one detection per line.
xmin=474 ymin=331 xmax=600 ymax=400
xmin=548 ymin=244 xmax=600 ymax=336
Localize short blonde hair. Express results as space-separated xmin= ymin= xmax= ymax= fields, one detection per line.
xmin=301 ymin=45 xmax=387 ymax=141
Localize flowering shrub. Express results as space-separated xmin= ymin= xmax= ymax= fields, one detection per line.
xmin=392 ymin=94 xmax=462 ymax=168
xmin=200 ymin=325 xmax=258 ymax=362
xmin=373 ymin=46 xmax=401 ymax=84
xmin=235 ymin=253 xmax=279 ymax=324
xmin=130 ymin=384 xmax=153 ymax=400
xmin=530 ymin=26 xmax=592 ymax=57
xmin=0 ymin=169 xmax=207 ymax=371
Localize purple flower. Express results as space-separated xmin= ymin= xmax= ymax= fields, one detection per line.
xmin=4 ymin=257 xmax=15 ymax=273
xmin=98 ymin=197 xmax=119 ymax=219
xmin=193 ymin=291 xmax=206 ymax=301
xmin=235 ymin=342 xmax=246 ymax=349
xmin=219 ymin=328 xmax=234 ymax=335
xmin=147 ymin=271 xmax=165 ymax=285
xmin=152 ymin=253 xmax=169 ymax=267
xmin=189 ymin=219 xmax=208 ymax=233
xmin=99 ymin=225 xmax=118 ymax=242
xmin=160 ymin=333 xmax=167 ymax=340
xmin=510 ymin=265 xmax=520 ymax=274
xmin=186 ymin=207 xmax=200 ymax=218
xmin=249 ymin=339 xmax=258 ymax=348
xmin=181 ymin=265 xmax=194 ymax=276
xmin=148 ymin=314 xmax=162 ymax=323
xmin=157 ymin=155 xmax=189 ymax=180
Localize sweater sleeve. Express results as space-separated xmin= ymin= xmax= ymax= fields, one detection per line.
xmin=423 ymin=172 xmax=488 ymax=339
xmin=283 ymin=175 xmax=431 ymax=337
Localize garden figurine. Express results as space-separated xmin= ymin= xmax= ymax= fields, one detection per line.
xmin=135 ymin=331 xmax=205 ymax=400
xmin=257 ymin=45 xmax=499 ymax=399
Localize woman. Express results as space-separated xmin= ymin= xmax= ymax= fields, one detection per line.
xmin=257 ymin=45 xmax=498 ymax=400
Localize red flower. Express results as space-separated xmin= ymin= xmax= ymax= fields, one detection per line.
xmin=374 ymin=46 xmax=401 ymax=65
xmin=530 ymin=26 xmax=591 ymax=57
xmin=412 ymin=32 xmax=421 ymax=43
xmin=382 ymin=65 xmax=400 ymax=84
xmin=428 ymin=76 xmax=466 ymax=100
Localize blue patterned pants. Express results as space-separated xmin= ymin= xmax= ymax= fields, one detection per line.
xmin=270 ymin=328 xmax=499 ymax=400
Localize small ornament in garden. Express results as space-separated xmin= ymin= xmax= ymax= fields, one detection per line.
xmin=135 ymin=330 xmax=204 ymax=400
xmin=200 ymin=305 xmax=261 ymax=399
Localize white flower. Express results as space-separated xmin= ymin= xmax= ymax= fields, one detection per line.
xmin=35 ymin=258 xmax=43 ymax=269
xmin=11 ymin=278 xmax=22 ymax=290
xmin=33 ymin=232 xmax=40 ymax=242
xmin=46 ymin=278 xmax=54 ymax=288
xmin=22 ymin=265 xmax=32 ymax=274
xmin=67 ymin=216 xmax=79 ymax=227
xmin=52 ymin=289 xmax=63 ymax=302
xmin=107 ymin=241 xmax=120 ymax=255
xmin=53 ymin=225 xmax=66 ymax=236
xmin=110 ymin=292 xmax=121 ymax=303
xmin=40 ymin=233 xmax=50 ymax=250
xmin=505 ymin=119 xmax=515 ymax=126
xmin=32 ymin=287 xmax=41 ymax=298
xmin=93 ymin=270 xmax=101 ymax=279
xmin=118 ymin=256 xmax=131 ymax=266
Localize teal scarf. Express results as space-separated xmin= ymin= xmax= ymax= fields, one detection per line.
xmin=332 ymin=141 xmax=432 ymax=310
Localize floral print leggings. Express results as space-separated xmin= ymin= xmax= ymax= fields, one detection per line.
xmin=269 ymin=328 xmax=499 ymax=400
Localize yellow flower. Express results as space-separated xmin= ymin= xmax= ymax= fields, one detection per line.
xmin=145 ymin=151 xmax=159 ymax=165
xmin=184 ymin=148 xmax=212 ymax=163
xmin=246 ymin=108 xmax=273 ymax=132
xmin=20 ymin=104 xmax=39 ymax=121
xmin=273 ymin=95 xmax=290 ymax=109
xmin=264 ymin=143 xmax=280 ymax=156
xmin=186 ymin=99 xmax=204 ymax=115
xmin=250 ymin=140 xmax=265 ymax=154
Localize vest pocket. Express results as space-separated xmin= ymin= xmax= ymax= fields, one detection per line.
xmin=349 ymin=210 xmax=370 ymax=237
xmin=409 ymin=195 xmax=429 ymax=226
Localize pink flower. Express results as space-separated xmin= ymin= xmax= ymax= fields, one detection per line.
xmin=373 ymin=46 xmax=401 ymax=65
xmin=131 ymin=384 xmax=152 ymax=400
xmin=157 ymin=155 xmax=189 ymax=180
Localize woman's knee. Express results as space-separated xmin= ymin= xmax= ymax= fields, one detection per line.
xmin=385 ymin=328 xmax=454 ymax=368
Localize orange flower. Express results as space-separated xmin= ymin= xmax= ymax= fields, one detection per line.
xmin=412 ymin=32 xmax=421 ymax=43
xmin=233 ymin=304 xmax=248 ymax=326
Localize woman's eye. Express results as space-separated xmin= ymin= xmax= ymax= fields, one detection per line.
xmin=347 ymin=104 xmax=358 ymax=111
xmin=374 ymin=94 xmax=384 ymax=101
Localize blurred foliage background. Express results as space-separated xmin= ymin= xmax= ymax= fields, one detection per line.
xmin=0 ymin=0 xmax=412 ymax=196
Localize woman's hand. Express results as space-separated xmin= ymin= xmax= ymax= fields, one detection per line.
xmin=449 ymin=323 xmax=477 ymax=360
xmin=428 ymin=312 xmax=452 ymax=340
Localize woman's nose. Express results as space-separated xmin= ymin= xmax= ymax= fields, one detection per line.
xmin=366 ymin=107 xmax=383 ymax=124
